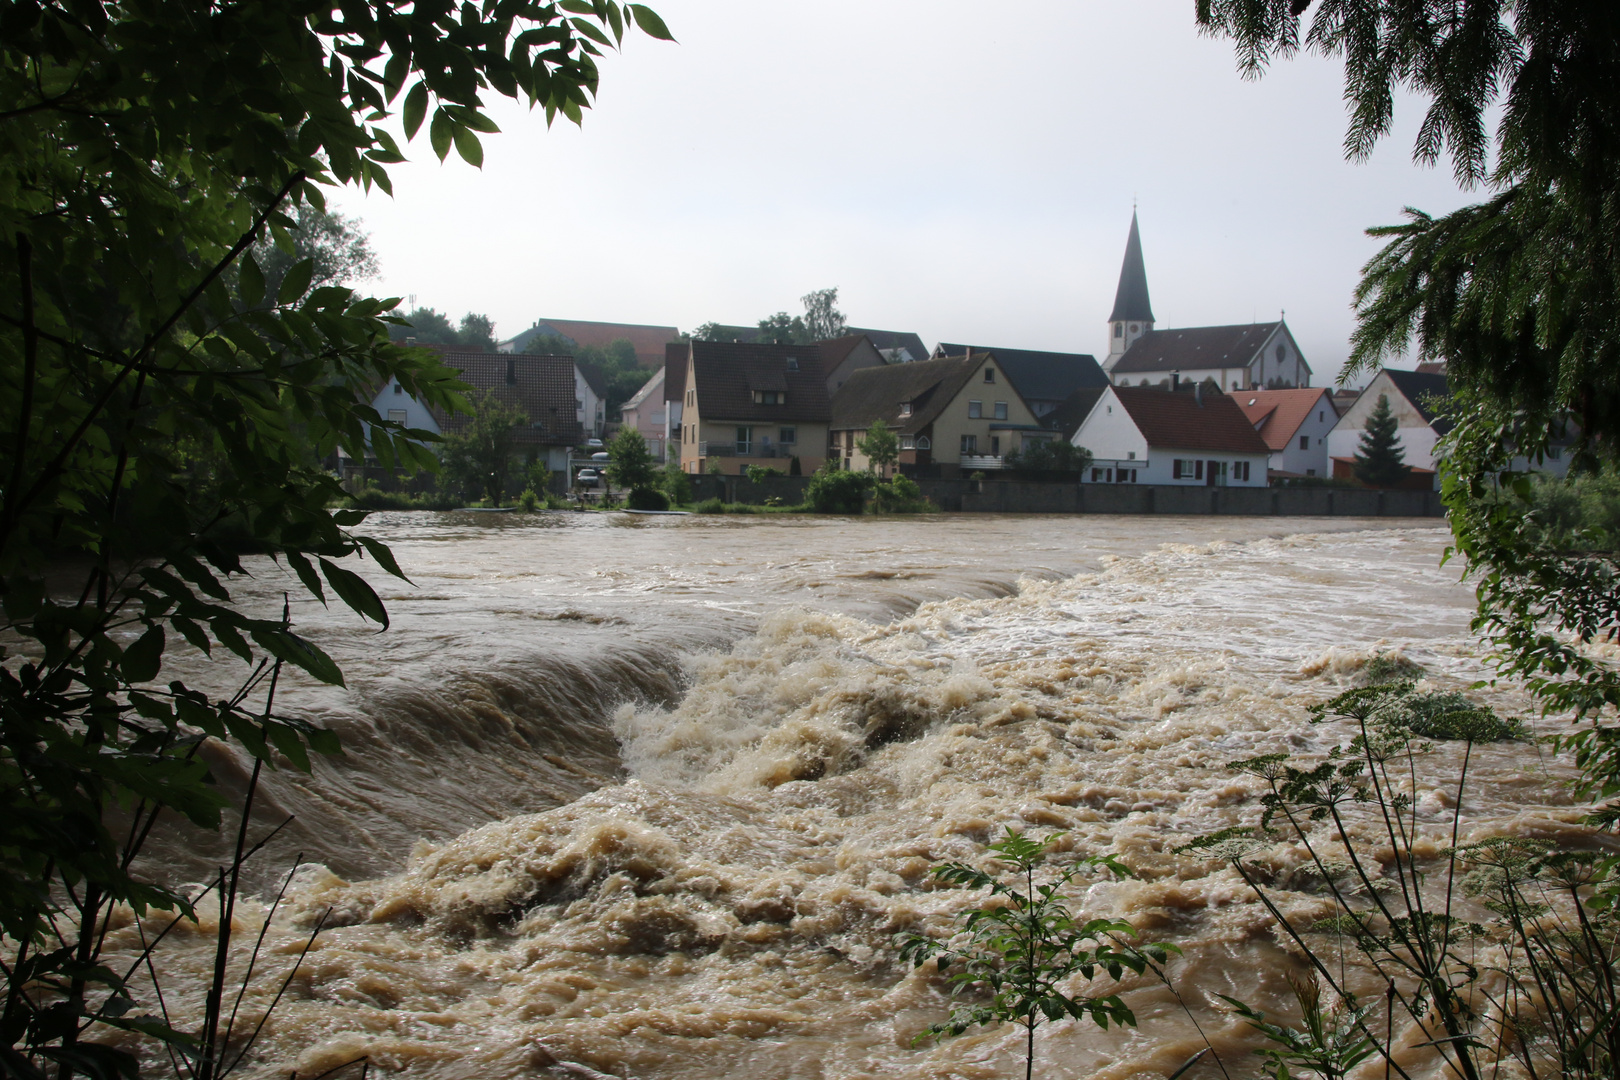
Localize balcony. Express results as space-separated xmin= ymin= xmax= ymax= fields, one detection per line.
xmin=698 ymin=442 xmax=793 ymax=458
xmin=960 ymin=454 xmax=1007 ymax=470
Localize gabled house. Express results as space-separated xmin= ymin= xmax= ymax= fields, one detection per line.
xmin=1324 ymin=369 xmax=1451 ymax=487
xmin=674 ymin=341 xmax=833 ymax=475
xmin=1235 ymin=387 xmax=1339 ymax=478
xmin=817 ymin=334 xmax=889 ymax=393
xmin=619 ymin=368 xmax=667 ymax=460
xmin=829 ymin=353 xmax=1046 ymax=476
xmin=1070 ymin=386 xmax=1270 ymax=486
xmin=499 ymin=317 xmax=678 ymax=368
xmin=362 ymin=350 xmax=584 ymax=472
xmin=930 ymin=344 xmax=1109 ymax=418
xmin=574 ymin=360 xmax=609 ymax=439
xmin=1041 ymin=386 xmax=1109 ymax=442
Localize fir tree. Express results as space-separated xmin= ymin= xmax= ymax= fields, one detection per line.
xmin=1353 ymin=393 xmax=1409 ymax=488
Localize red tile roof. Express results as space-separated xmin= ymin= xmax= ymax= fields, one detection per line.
xmin=510 ymin=318 xmax=679 ymax=368
xmin=1112 ymin=387 xmax=1271 ymax=454
xmin=1234 ymin=388 xmax=1334 ymax=450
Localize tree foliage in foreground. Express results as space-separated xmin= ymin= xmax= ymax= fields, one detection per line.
xmin=0 ymin=0 xmax=669 ymax=1074
xmin=1198 ymin=0 xmax=1620 ymax=819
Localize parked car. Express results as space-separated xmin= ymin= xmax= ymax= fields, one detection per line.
xmin=584 ymin=438 xmax=604 ymax=449
xmin=590 ymin=451 xmax=610 ymax=463
xmin=575 ymin=468 xmax=599 ymax=488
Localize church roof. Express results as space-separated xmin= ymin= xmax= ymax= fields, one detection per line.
xmin=1108 ymin=212 xmax=1155 ymax=324
xmin=933 ymin=344 xmax=1108 ymax=404
xmin=1111 ymin=322 xmax=1282 ymax=375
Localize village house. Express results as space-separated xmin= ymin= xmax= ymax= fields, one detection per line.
xmin=619 ymin=367 xmax=667 ymax=460
xmin=362 ymin=349 xmax=583 ymax=472
xmin=1325 ymin=369 xmax=1452 ymax=488
xmin=930 ymin=344 xmax=1109 ymax=418
xmin=499 ymin=317 xmax=678 ymax=369
xmin=674 ymin=340 xmax=833 ymax=475
xmin=1070 ymin=385 xmax=1271 ymax=486
xmin=829 ymin=352 xmax=1047 ymax=476
xmin=817 ymin=334 xmax=890 ymax=393
xmin=1234 ymin=387 xmax=1339 ymax=478
xmin=1100 ymin=212 xmax=1312 ymax=392
xmin=574 ymin=360 xmax=609 ymax=439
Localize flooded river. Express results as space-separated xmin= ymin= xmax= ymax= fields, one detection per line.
xmin=120 ymin=513 xmax=1590 ymax=1080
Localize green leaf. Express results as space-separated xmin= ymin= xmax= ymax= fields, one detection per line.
xmin=278 ymin=258 xmax=315 ymax=305
xmin=319 ymin=558 xmax=389 ymax=627
xmin=357 ymin=535 xmax=412 ymax=582
xmin=122 ymin=625 xmax=166 ymax=684
xmin=628 ymin=4 xmax=673 ymax=40
xmin=429 ymin=108 xmax=453 ymax=161
xmin=239 ymin=253 xmax=266 ymax=308
xmin=452 ymin=125 xmax=484 ymax=167
xmin=402 ymin=80 xmax=429 ymax=139
xmin=284 ymin=549 xmax=326 ymax=605
xmin=250 ymin=627 xmax=346 ymax=687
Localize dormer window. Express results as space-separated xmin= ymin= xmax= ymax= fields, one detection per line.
xmin=785 ymin=357 xmax=799 ymax=371
xmin=899 ymin=402 xmax=912 ymax=417
xmin=983 ymin=368 xmax=995 ymax=383
xmin=506 ymin=359 xmax=516 ymax=385
xmin=752 ymin=390 xmax=785 ymax=405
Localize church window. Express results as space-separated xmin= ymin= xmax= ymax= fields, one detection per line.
xmin=1130 ymin=324 xmax=1139 ymax=333
xmin=1114 ymin=324 xmax=1123 ymax=338
xmin=1275 ymin=344 xmax=1286 ymax=362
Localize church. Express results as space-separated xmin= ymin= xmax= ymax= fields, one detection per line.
xmin=1101 ymin=213 xmax=1311 ymax=393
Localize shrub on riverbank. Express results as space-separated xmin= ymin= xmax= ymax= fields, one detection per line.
xmin=344 ymin=483 xmax=459 ymax=511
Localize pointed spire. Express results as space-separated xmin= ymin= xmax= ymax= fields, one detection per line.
xmin=1109 ymin=211 xmax=1154 ymax=324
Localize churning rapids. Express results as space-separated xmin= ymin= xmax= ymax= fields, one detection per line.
xmin=111 ymin=514 xmax=1592 ymax=1079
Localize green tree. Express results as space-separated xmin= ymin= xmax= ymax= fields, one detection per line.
xmin=1006 ymin=440 xmax=1092 ymax=474
xmin=440 ymin=391 xmax=528 ymax=505
xmin=1197 ymin=2 xmax=1620 ymax=810
xmin=245 ymin=202 xmax=379 ymax=307
xmin=659 ymin=458 xmax=693 ymax=505
xmin=856 ymin=418 xmax=900 ymax=476
xmin=458 ymin=312 xmax=498 ymax=352
xmin=0 ymin=1 xmax=669 ymax=1072
xmin=756 ymin=311 xmax=810 ymax=345
xmin=805 ymin=462 xmax=874 ymax=513
xmin=605 ymin=425 xmax=658 ymax=491
xmin=1351 ymin=394 xmax=1409 ymax=487
xmin=389 ymin=307 xmax=497 ymax=350
xmin=802 ymin=286 xmax=846 ymax=341
xmin=899 ymin=830 xmax=1174 ymax=1080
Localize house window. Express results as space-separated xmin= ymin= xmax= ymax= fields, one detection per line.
xmin=752 ymin=391 xmax=785 ymax=405
xmin=393 ymin=383 xmax=403 ymax=394
xmin=1549 ymin=446 xmax=1563 ymax=460
xmin=1195 ymin=460 xmax=1204 ymax=480
xmin=990 ymin=436 xmax=1000 ymax=455
xmin=900 ymin=435 xmax=915 ymax=450
xmin=786 ymin=357 xmax=799 ymax=370
xmin=576 ymin=399 xmax=584 ymax=411
xmin=994 ymin=401 xmax=1008 ymax=420
xmin=1299 ymin=435 xmax=1309 ymax=450
xmin=387 ymin=409 xmax=407 ymax=424
xmin=1318 ymin=411 xmax=1325 ymax=422
xmin=968 ymin=400 xmax=982 ymax=418
xmin=1307 ymin=468 xmax=1317 ymax=477
xmin=1234 ymin=461 xmax=1251 ymax=481
xmin=983 ymin=368 xmax=995 ymax=383
xmin=899 ymin=402 xmax=912 ymax=417
xmin=1127 ymin=450 xmax=1136 ymax=460
xmin=778 ymin=426 xmax=796 ymax=444
xmin=916 ymin=435 xmax=931 ymax=451
xmin=736 ymin=426 xmax=752 ymax=454
xmin=960 ymin=434 xmax=978 ymax=454
xmin=1092 ymin=467 xmax=1103 ymax=481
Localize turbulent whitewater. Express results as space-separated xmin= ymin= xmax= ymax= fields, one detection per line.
xmin=116 ymin=514 xmax=1589 ymax=1080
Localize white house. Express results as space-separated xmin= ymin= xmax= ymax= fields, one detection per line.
xmin=1234 ymin=387 xmax=1338 ymax=478
xmin=1325 ymin=369 xmax=1451 ymax=487
xmin=1072 ymin=385 xmax=1271 ymax=486
xmin=366 ymin=375 xmax=443 ymax=437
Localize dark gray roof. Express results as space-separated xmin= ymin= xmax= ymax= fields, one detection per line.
xmin=1111 ymin=322 xmax=1281 ymax=375
xmin=1382 ymin=369 xmax=1453 ymax=435
xmin=1108 ymin=212 xmax=1155 ymax=324
xmin=829 ymin=355 xmax=985 ymax=434
xmin=847 ymin=327 xmax=929 ymax=364
xmin=1041 ymin=386 xmax=1108 ymax=440
xmin=690 ymin=340 xmax=832 ymax=423
xmin=934 ymin=344 xmax=1107 ymax=403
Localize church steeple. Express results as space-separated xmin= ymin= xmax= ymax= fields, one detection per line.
xmin=1105 ymin=211 xmax=1155 ymax=372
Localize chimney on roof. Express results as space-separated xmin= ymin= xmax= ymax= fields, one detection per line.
xmin=506 ymin=358 xmax=516 ymax=385
xmin=1171 ymin=372 xmax=1179 ymax=392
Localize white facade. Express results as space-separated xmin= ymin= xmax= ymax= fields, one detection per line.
xmin=575 ymin=364 xmax=606 ymax=439
xmin=1071 ymin=387 xmax=1268 ymax=487
xmin=363 ymin=377 xmax=442 ymax=443
xmin=1325 ymin=371 xmax=1443 ymax=477
xmin=1104 ymin=317 xmax=1153 ymax=372
xmin=619 ymin=368 xmax=667 ymax=460
xmin=1241 ymin=388 xmax=1337 ymax=477
xmin=1111 ymin=323 xmax=1311 ymax=392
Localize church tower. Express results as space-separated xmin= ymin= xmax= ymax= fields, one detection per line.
xmin=1104 ymin=211 xmax=1155 ymax=372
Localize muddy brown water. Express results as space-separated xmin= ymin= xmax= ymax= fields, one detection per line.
xmin=107 ymin=513 xmax=1593 ymax=1079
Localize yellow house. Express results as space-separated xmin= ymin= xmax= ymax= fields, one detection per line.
xmin=675 ymin=340 xmax=833 ymax=475
xmin=829 ymin=352 xmax=1049 ymax=476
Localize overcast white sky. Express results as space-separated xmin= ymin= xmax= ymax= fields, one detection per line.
xmin=327 ymin=0 xmax=1478 ymax=387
